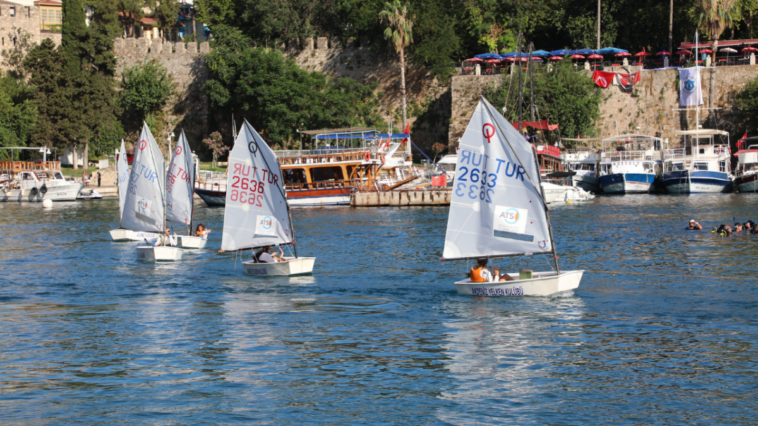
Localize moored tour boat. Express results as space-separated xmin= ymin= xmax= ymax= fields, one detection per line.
xmin=662 ymin=129 xmax=732 ymax=193
xmin=598 ymin=134 xmax=663 ymax=194
xmin=733 ymin=143 xmax=758 ymax=192
xmin=443 ymin=97 xmax=583 ymax=297
xmin=0 ymin=151 xmax=83 ymax=202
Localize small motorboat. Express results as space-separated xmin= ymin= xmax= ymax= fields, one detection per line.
xmin=77 ymin=189 xmax=103 ymax=200
xmin=177 ymin=235 xmax=208 ymax=249
xmin=136 ymin=246 xmax=183 ymax=262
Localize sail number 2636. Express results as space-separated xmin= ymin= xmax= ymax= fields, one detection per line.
xmin=456 ymin=167 xmax=496 ymax=203
xmin=230 ymin=177 xmax=265 ymax=206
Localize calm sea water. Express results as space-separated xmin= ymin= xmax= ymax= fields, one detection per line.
xmin=1 ymin=195 xmax=758 ymax=425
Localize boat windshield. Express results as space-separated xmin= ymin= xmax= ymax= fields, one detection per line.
xmin=693 ymin=162 xmax=709 ymax=170
xmin=672 ymin=162 xmax=685 ymax=171
xmin=438 ymin=163 xmax=456 ymax=172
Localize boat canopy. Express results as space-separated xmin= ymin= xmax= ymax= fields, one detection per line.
xmin=602 ymin=134 xmax=664 ymax=142
xmin=674 ymin=129 xmax=729 ymax=136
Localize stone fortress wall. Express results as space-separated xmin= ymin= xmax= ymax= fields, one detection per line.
xmin=448 ymin=66 xmax=758 ymax=149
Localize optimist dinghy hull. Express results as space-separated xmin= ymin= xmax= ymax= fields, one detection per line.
xmin=455 ymin=270 xmax=583 ymax=297
xmin=136 ymin=246 xmax=183 ymax=262
xmin=242 ymin=257 xmax=316 ymax=276
xmin=110 ymin=229 xmax=160 ymax=242
xmin=177 ymin=235 xmax=207 ymax=249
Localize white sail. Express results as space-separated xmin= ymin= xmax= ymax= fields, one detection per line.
xmin=221 ymin=120 xmax=293 ymax=251
xmin=117 ymin=139 xmax=129 ymax=219
xmin=166 ymin=130 xmax=194 ymax=227
xmin=443 ymin=97 xmax=552 ymax=260
xmin=121 ymin=123 xmax=165 ymax=233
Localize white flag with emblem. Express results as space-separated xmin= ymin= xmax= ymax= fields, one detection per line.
xmin=679 ymin=68 xmax=703 ymax=106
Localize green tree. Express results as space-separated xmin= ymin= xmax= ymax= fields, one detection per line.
xmin=0 ymin=79 xmax=37 ymax=150
xmin=0 ymin=28 xmax=36 ymax=80
xmin=487 ymin=59 xmax=601 ymax=142
xmin=699 ymin=0 xmax=739 ymax=62
xmin=23 ymin=39 xmax=69 ymax=151
xmin=202 ymin=27 xmax=384 ymax=148
xmin=379 ymin=0 xmax=413 ymax=131
xmin=194 ymin=0 xmax=236 ymax=27
xmin=735 ymin=76 xmax=758 ymax=132
xmin=118 ymin=60 xmax=173 ymax=133
xmin=154 ymin=0 xmax=180 ymax=41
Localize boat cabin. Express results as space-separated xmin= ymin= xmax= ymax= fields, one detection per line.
xmin=663 ymin=129 xmax=731 ymax=174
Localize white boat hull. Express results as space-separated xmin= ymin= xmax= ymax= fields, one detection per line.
xmin=455 ymin=270 xmax=583 ymax=297
xmin=242 ymin=257 xmax=316 ymax=276
xmin=177 ymin=235 xmax=207 ymax=249
xmin=136 ymin=246 xmax=183 ymax=262
xmin=110 ymin=229 xmax=160 ymax=242
xmin=0 ymin=182 xmax=83 ymax=202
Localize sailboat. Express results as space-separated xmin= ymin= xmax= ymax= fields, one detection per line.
xmin=442 ymin=97 xmax=583 ymax=296
xmin=109 ymin=138 xmax=160 ymax=242
xmin=221 ymin=120 xmax=316 ymax=276
xmin=122 ymin=123 xmax=182 ymax=262
xmin=163 ymin=130 xmax=205 ymax=249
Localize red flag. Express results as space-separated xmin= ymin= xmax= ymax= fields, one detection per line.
xmin=592 ymin=70 xmax=614 ymax=88
xmin=401 ymin=123 xmax=410 ymax=148
xmin=737 ymin=132 xmax=748 ymax=149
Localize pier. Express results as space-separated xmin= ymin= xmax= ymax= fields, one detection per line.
xmin=350 ymin=189 xmax=451 ymax=206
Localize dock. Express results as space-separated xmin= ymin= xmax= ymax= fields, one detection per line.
xmin=350 ymin=189 xmax=451 ymax=206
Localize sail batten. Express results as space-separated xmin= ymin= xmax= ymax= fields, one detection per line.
xmin=220 ymin=120 xmax=293 ymax=252
xmin=442 ymin=97 xmax=552 ymax=260
xmin=166 ymin=130 xmax=194 ymax=227
xmin=121 ymin=123 xmax=165 ymax=233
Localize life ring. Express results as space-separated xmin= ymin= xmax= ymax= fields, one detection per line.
xmin=364 ymin=152 xmax=370 ymax=162
xmin=40 ymin=184 xmax=47 ymax=194
xmin=30 ymin=187 xmax=38 ymax=196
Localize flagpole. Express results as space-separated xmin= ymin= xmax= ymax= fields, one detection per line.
xmin=695 ymin=30 xmax=699 ymax=128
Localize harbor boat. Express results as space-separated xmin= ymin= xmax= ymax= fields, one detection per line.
xmin=540 ymin=172 xmax=595 ymax=204
xmin=109 ymin=140 xmax=160 ymax=242
xmin=561 ymin=138 xmax=602 ymax=193
xmin=195 ymin=129 xmax=421 ymax=207
xmin=124 ymin=123 xmax=182 ymax=262
xmin=598 ymin=134 xmax=663 ymax=194
xmin=0 ymin=148 xmax=83 ymax=202
xmin=732 ymin=143 xmax=758 ymax=192
xmin=443 ymin=97 xmax=583 ymax=297
xmin=165 ymin=130 xmax=206 ymax=249
xmin=76 ymin=189 xmax=103 ymax=200
xmin=661 ymin=129 xmax=732 ymax=193
xmin=221 ymin=120 xmax=316 ymax=276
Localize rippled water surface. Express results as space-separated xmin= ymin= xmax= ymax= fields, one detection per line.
xmin=1 ymin=195 xmax=758 ymax=425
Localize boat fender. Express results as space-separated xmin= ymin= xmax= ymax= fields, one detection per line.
xmin=30 ymin=187 xmax=38 ymax=196
xmin=364 ymin=152 xmax=370 ymax=162
xmin=40 ymin=184 xmax=47 ymax=194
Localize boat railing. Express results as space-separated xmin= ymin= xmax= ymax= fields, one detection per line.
xmin=284 ymin=179 xmax=358 ymax=191
xmin=275 ymin=148 xmax=371 ymax=164
xmin=601 ymin=150 xmax=650 ymax=161
xmin=663 ymin=148 xmax=686 ymax=161
xmin=0 ymin=160 xmax=61 ymax=173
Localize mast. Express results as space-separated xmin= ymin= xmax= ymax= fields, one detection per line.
xmin=188 ymin=147 xmax=195 ymax=236
xmin=517 ymin=33 xmax=524 ymax=128
xmin=528 ymin=42 xmax=535 ymax=122
xmin=695 ymin=30 xmax=699 ymax=129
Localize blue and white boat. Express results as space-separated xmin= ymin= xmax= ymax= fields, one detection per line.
xmin=597 ymin=134 xmax=663 ymax=194
xmin=562 ymin=140 xmax=602 ymax=193
xmin=662 ymin=129 xmax=732 ymax=193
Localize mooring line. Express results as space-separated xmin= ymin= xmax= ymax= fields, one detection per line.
xmin=587 ymin=270 xmax=757 ymax=281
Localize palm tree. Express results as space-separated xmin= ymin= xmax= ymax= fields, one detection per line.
xmin=699 ymin=0 xmax=738 ymax=63
xmin=379 ymin=0 xmax=413 ymax=134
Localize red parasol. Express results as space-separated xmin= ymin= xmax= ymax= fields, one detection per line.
xmin=615 ymin=52 xmax=632 ymax=57
xmin=742 ymin=47 xmax=758 ymax=53
xmin=484 ymin=59 xmax=501 ymax=63
xmin=588 ymin=54 xmax=603 ymax=59
xmin=656 ymin=51 xmax=672 ymax=55
xmin=635 ymin=51 xmax=651 ymax=57
xmin=465 ymin=57 xmax=484 ymax=62
xmin=569 ymin=54 xmax=585 ymax=59
xmin=675 ymin=50 xmax=693 ymax=55
xmin=548 ymin=56 xmax=564 ymax=61
xmin=699 ymin=48 xmax=713 ymax=54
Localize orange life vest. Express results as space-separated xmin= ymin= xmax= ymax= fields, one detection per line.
xmin=470 ymin=266 xmax=487 ymax=282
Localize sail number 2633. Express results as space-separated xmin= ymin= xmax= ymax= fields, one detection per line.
xmin=456 ymin=167 xmax=496 ymax=203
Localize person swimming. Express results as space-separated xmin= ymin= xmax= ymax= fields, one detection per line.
xmin=687 ymin=219 xmax=703 ymax=230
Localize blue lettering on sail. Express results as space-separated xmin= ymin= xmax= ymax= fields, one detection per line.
xmin=458 ymin=149 xmax=524 ymax=183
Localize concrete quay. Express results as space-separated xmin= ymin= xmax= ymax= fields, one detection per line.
xmin=351 ymin=189 xmax=451 ymax=207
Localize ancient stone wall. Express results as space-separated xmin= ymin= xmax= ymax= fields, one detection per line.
xmin=448 ymin=65 xmax=758 ymax=149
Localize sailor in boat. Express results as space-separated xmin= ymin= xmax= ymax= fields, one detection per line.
xmin=469 ymin=258 xmax=494 ymax=282
xmin=492 ymin=266 xmax=515 ymax=282
xmin=155 ymin=228 xmax=177 ymax=246
xmin=254 ymin=245 xmax=285 ymax=263
xmin=687 ymin=219 xmax=703 ymax=231
xmin=194 ymin=224 xmax=211 ymax=238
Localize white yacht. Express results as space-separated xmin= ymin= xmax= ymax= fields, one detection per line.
xmin=598 ymin=134 xmax=663 ymax=194
xmin=732 ymin=144 xmax=758 ymax=192
xmin=661 ymin=129 xmax=732 ymax=193
xmin=1 ymin=169 xmax=83 ymax=202
xmin=563 ymin=149 xmax=600 ymax=193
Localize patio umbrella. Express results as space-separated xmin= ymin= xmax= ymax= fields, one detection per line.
xmin=615 ymin=52 xmax=632 ymax=57
xmin=596 ymin=47 xmax=628 ymax=55
xmin=569 ymin=54 xmax=585 ymax=59
xmin=656 ymin=51 xmax=672 ymax=55
xmin=549 ymin=49 xmax=569 ymax=56
xmin=699 ymin=48 xmax=712 ymax=54
xmin=531 ymin=50 xmax=550 ymax=57
xmin=548 ymin=56 xmax=564 ymax=61
xmin=465 ymin=57 xmax=484 ymax=62
xmin=474 ymin=53 xmax=501 ymax=60
xmin=572 ymin=48 xmax=595 ymax=56
xmin=484 ymin=59 xmax=501 ymax=63
xmin=675 ymin=50 xmax=692 ymax=55
xmin=531 ymin=57 xmax=544 ymax=62
xmin=588 ymin=54 xmax=603 ymax=59
xmin=721 ymin=47 xmax=738 ymax=53
xmin=635 ymin=51 xmax=651 ymax=57
xmin=741 ymin=47 xmax=758 ymax=53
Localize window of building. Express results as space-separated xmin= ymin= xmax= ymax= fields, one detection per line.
xmin=55 ymin=10 xmax=61 ymax=23
xmin=10 ymin=5 xmax=16 ymax=17
xmin=25 ymin=6 xmax=30 ymax=18
xmin=41 ymin=9 xmax=48 ymax=22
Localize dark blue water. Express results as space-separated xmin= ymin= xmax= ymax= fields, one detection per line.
xmin=1 ymin=195 xmax=758 ymax=425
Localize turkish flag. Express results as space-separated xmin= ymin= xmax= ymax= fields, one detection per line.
xmin=592 ymin=70 xmax=614 ymax=88
xmin=737 ymin=132 xmax=748 ymax=149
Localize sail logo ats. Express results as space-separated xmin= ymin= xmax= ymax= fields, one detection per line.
xmin=138 ymin=198 xmax=150 ymax=210
xmin=494 ymin=206 xmax=528 ymax=234
xmin=502 ymin=208 xmax=519 ymax=224
xmin=482 ymin=123 xmax=496 ymax=144
xmin=260 ymin=216 xmax=272 ymax=229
